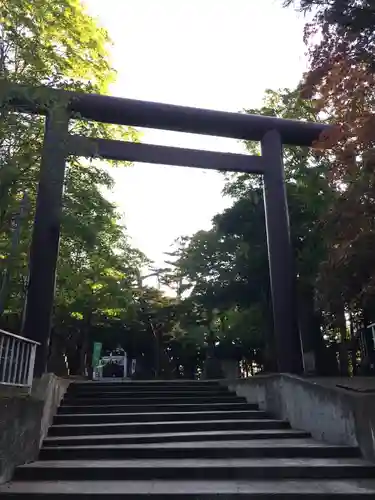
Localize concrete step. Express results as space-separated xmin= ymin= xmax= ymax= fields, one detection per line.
xmin=53 ymin=410 xmax=269 ymax=425
xmin=68 ymin=383 xmax=228 ymax=393
xmin=61 ymin=396 xmax=246 ymax=406
xmin=57 ymin=402 xmax=258 ymax=414
xmin=48 ymin=419 xmax=290 ymax=437
xmin=39 ymin=438 xmax=361 ymax=460
xmin=64 ymin=390 xmax=236 ymax=399
xmin=43 ymin=429 xmax=311 ymax=447
xmin=13 ymin=458 xmax=375 ymax=481
xmin=3 ymin=479 xmax=375 ymax=497
xmin=70 ymin=380 xmax=222 ymax=387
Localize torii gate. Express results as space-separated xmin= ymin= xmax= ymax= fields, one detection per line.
xmin=1 ymin=81 xmax=330 ymax=376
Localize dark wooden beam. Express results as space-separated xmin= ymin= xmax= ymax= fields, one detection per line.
xmin=261 ymin=130 xmax=304 ymax=374
xmin=3 ymin=81 xmax=331 ymax=146
xmin=21 ymin=109 xmax=69 ymax=376
xmin=68 ymin=135 xmax=265 ymax=173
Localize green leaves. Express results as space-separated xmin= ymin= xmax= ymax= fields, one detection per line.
xmin=0 ymin=0 xmax=144 ymax=375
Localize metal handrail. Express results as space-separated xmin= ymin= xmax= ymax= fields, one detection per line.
xmin=0 ymin=328 xmax=40 ymax=345
xmin=0 ymin=329 xmax=39 ymax=389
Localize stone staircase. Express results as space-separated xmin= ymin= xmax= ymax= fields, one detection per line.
xmin=2 ymin=380 xmax=375 ymax=498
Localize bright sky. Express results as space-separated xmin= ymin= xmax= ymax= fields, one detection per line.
xmin=85 ymin=0 xmax=308 ymax=272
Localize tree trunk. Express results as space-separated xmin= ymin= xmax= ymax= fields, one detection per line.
xmin=203 ymin=328 xmax=223 ymax=379
xmin=47 ymin=331 xmax=68 ymax=376
xmin=337 ymin=305 xmax=349 ymax=377
xmin=67 ymin=343 xmax=81 ymax=376
xmin=349 ymin=312 xmax=358 ymax=376
xmin=79 ymin=329 xmax=91 ymax=378
xmin=80 ymin=311 xmax=93 ymax=378
xmin=313 ymin=311 xmax=328 ymax=376
xmin=298 ymin=284 xmax=324 ymax=375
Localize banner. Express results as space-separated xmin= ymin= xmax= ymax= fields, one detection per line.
xmin=92 ymin=342 xmax=102 ymax=368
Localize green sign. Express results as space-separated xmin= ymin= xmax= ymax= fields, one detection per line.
xmin=92 ymin=342 xmax=102 ymax=368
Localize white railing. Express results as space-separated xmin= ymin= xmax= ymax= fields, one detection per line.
xmin=0 ymin=329 xmax=40 ymax=389
xmin=93 ymin=353 xmax=128 ymax=380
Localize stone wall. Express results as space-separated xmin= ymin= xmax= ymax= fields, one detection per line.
xmin=225 ymin=374 xmax=375 ymax=461
xmin=0 ymin=374 xmax=70 ymax=483
xmin=31 ymin=373 xmax=71 ymax=446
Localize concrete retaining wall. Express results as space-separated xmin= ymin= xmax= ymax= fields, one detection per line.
xmin=0 ymin=374 xmax=70 ymax=483
xmin=225 ymin=374 xmax=375 ymax=461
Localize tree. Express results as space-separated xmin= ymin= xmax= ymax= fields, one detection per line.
xmin=279 ymin=1 xmax=375 ymax=378
xmin=0 ymin=1 xmax=142 ymax=376
xmin=283 ymin=1 xmax=375 ymax=322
